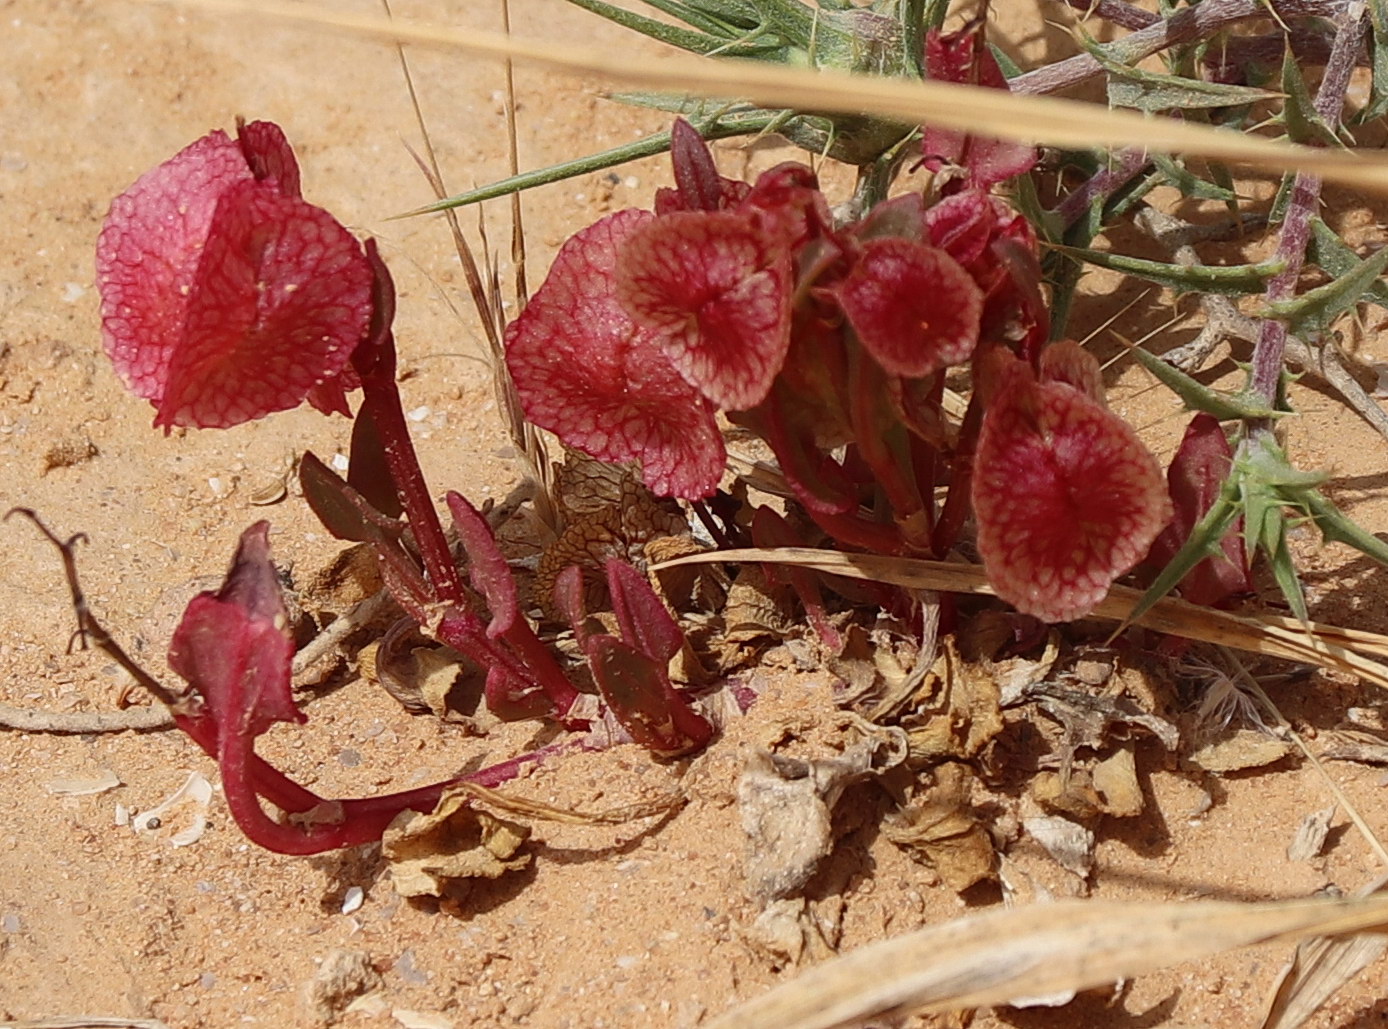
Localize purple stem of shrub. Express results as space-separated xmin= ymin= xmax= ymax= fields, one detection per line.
xmin=1049 ymin=0 xmax=1353 ymax=74
xmin=1248 ymin=4 xmax=1366 ymax=405
xmin=1013 ymin=0 xmax=1345 ymax=96
xmin=1054 ymin=148 xmax=1150 ymax=230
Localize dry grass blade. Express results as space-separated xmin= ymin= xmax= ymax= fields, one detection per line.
xmin=456 ymin=782 xmax=684 ymax=824
xmin=650 ymin=548 xmax=1388 ymax=687
xmin=378 ymin=0 xmax=556 ymax=530
xmin=138 ymin=0 xmax=1388 ymax=196
xmin=1261 ymin=896 xmax=1388 ymax=1029
xmin=705 ymin=894 xmax=1388 ymax=1029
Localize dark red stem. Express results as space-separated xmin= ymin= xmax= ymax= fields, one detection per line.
xmin=353 ymin=242 xmax=464 ymax=604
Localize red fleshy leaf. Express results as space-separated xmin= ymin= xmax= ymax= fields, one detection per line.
xmin=925 ymin=190 xmax=1045 ymax=350
xmin=157 ymin=180 xmax=374 ymax=428
xmin=505 ymin=209 xmax=725 ymax=499
xmin=1148 ymin=413 xmax=1252 ymax=607
xmin=972 ymin=350 xmax=1171 ymax=622
xmin=921 ymin=28 xmax=1037 ymax=189
xmin=236 ymin=118 xmax=301 ymax=198
xmin=616 ymin=209 xmax=791 ymax=409
xmin=741 ymin=162 xmax=828 ymax=252
xmin=670 ymin=117 xmax=724 ymax=212
xmin=606 ymin=557 xmax=682 ymax=664
xmin=167 ymin=521 xmax=302 ymax=738
xmin=655 ymin=119 xmax=750 ymax=215
xmin=1038 ymin=339 xmax=1105 ymax=403
xmin=96 ymin=123 xmax=374 ymax=430
xmin=447 ymin=491 xmax=520 ymax=638
xmin=835 ymin=237 xmax=982 ymax=377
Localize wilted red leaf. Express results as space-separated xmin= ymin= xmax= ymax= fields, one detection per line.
xmin=167 ymin=521 xmax=301 ymax=738
xmin=835 ymin=237 xmax=982 ymax=377
xmin=505 ymin=209 xmax=725 ymax=499
xmin=921 ymin=27 xmax=1037 ymax=189
xmin=972 ymin=348 xmax=1171 ymax=622
xmin=616 ymin=209 xmax=792 ymax=410
xmin=1149 ymin=413 xmax=1252 ymax=607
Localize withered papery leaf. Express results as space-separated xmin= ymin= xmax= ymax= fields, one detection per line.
xmin=382 ymin=790 xmax=531 ymax=899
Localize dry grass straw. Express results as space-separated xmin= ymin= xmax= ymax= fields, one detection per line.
xmin=703 ymin=892 xmax=1388 ymax=1028
xmin=139 ymin=0 xmax=1388 ymax=195
xmin=654 ymin=547 xmax=1388 ymax=688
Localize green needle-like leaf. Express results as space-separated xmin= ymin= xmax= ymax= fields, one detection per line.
xmin=398 ymin=110 xmax=786 ymax=215
xmin=559 ymin=0 xmax=764 ymax=54
xmin=1307 ymin=218 xmax=1388 ymax=309
xmin=1125 ymin=479 xmax=1243 ymax=628
xmin=1126 ymin=345 xmax=1283 ymax=421
xmin=1263 ymin=244 xmax=1388 ymax=337
xmin=1280 ymin=50 xmax=1341 ymax=147
xmin=1055 ymin=246 xmax=1285 ymax=295
xmin=1106 ymin=66 xmax=1282 ymax=113
xmin=1151 ymin=154 xmax=1237 ymax=202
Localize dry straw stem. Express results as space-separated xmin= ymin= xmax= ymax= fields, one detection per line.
xmin=653 ymin=548 xmax=1388 ymax=687
xmin=137 ymin=0 xmax=1388 ymax=197
xmin=705 ymin=893 xmax=1388 ymax=1029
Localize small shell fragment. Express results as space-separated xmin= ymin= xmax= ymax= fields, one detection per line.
xmin=341 ymin=886 xmax=365 ymax=915
xmin=45 ymin=768 xmax=122 ymax=796
xmin=135 ymin=771 xmax=214 ymax=846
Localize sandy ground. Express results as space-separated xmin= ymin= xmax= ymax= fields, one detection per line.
xmin=6 ymin=2 xmax=1388 ymax=1027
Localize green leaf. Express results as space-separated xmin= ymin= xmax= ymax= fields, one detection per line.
xmin=639 ymin=0 xmax=759 ymax=35
xmin=1127 ymin=344 xmax=1284 ymax=420
xmin=398 ymin=108 xmax=786 ymax=215
xmin=1354 ymin=0 xmax=1388 ymax=123
xmin=1151 ymin=153 xmax=1237 ymax=202
xmin=1124 ymin=479 xmax=1243 ymax=628
xmin=1055 ymin=245 xmax=1285 ymax=295
xmin=1307 ymin=218 xmax=1388 ymax=309
xmin=559 ymin=0 xmax=773 ymax=54
xmin=1076 ymin=31 xmax=1280 ymax=113
xmin=1280 ymin=49 xmax=1340 ymax=146
xmin=1263 ymin=244 xmax=1388 ymax=337
xmin=1105 ymin=65 xmax=1282 ymax=113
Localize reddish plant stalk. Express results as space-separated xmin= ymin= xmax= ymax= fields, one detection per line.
xmin=352 ymin=245 xmax=464 ymax=605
